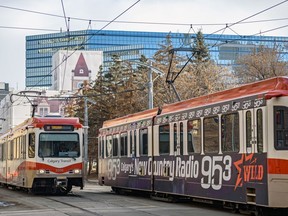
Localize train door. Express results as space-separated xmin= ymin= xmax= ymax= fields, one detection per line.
xmin=244 ymin=108 xmax=265 ymax=154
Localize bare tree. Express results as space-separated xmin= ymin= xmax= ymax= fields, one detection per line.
xmin=178 ymin=62 xmax=236 ymax=100
xmin=234 ymin=45 xmax=288 ymax=84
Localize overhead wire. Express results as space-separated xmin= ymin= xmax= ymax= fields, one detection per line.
xmin=252 ymin=23 xmax=288 ymax=36
xmin=208 ymin=23 xmax=288 ymax=50
xmin=2 ymin=0 xmax=288 ymax=119
xmin=0 ymin=25 xmax=59 ymax=31
xmin=1 ymin=4 xmax=288 ymax=29
xmin=61 ymin=0 xmax=69 ymax=31
xmin=166 ymin=0 xmax=288 ymax=90
xmin=204 ymin=0 xmax=288 ymax=49
xmin=227 ymin=26 xmax=243 ymax=38
xmin=60 ymin=0 xmax=70 ymax=93
xmin=201 ymin=0 xmax=288 ymax=50
xmin=0 ymin=0 xmax=141 ymax=119
xmin=206 ymin=0 xmax=288 ymax=37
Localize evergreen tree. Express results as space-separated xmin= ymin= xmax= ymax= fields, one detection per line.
xmin=192 ymin=30 xmax=210 ymax=63
xmin=126 ymin=55 xmax=152 ymax=111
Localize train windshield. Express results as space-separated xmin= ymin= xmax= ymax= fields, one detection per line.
xmin=38 ymin=133 xmax=80 ymax=158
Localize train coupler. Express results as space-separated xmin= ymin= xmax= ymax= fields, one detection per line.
xmin=55 ymin=177 xmax=68 ymax=188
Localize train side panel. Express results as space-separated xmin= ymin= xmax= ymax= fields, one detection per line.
xmin=266 ymin=97 xmax=288 ymax=207
xmin=98 ymin=77 xmax=288 ymax=211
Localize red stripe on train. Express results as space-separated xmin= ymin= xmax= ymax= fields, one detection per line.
xmin=18 ymin=161 xmax=83 ymax=174
xmin=36 ymin=162 xmax=83 ymax=173
xmin=268 ymin=158 xmax=288 ymax=174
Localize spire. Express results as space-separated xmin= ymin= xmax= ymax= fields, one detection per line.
xmin=72 ymin=53 xmax=91 ymax=77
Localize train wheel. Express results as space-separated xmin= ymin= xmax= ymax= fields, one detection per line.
xmin=56 ymin=185 xmax=72 ymax=195
xmin=252 ymin=207 xmax=269 ymax=216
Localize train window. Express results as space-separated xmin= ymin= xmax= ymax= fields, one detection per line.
xmin=16 ymin=137 xmax=19 ymax=159
xmin=18 ymin=137 xmax=21 ymax=159
xmin=257 ymin=109 xmax=264 ymax=153
xmin=13 ymin=139 xmax=17 ymax=160
xmin=28 ymin=133 xmax=35 ymax=158
xmin=101 ymin=137 xmax=105 ymax=158
xmin=180 ymin=123 xmax=184 ymax=155
xmin=98 ymin=137 xmax=102 ymax=158
xmin=159 ymin=124 xmax=170 ymax=155
xmin=221 ymin=113 xmax=239 ymax=152
xmin=9 ymin=140 xmax=14 ymax=160
xmin=134 ymin=130 xmax=137 ymax=157
xmin=2 ymin=143 xmax=4 ymax=160
xmin=106 ymin=135 xmax=112 ymax=157
xmin=130 ymin=132 xmax=134 ymax=157
xmin=39 ymin=133 xmax=80 ymax=158
xmin=101 ymin=138 xmax=105 ymax=158
xmin=130 ymin=130 xmax=137 ymax=157
xmin=22 ymin=135 xmax=26 ymax=159
xmin=139 ymin=128 xmax=148 ymax=156
xmin=274 ymin=106 xmax=288 ymax=150
xmin=246 ymin=111 xmax=252 ymax=151
xmin=120 ymin=132 xmax=128 ymax=156
xmin=19 ymin=137 xmax=22 ymax=158
xmin=3 ymin=143 xmax=7 ymax=160
xmin=173 ymin=123 xmax=177 ymax=153
xmin=112 ymin=134 xmax=119 ymax=157
xmin=187 ymin=119 xmax=201 ymax=153
xmin=16 ymin=137 xmax=20 ymax=159
xmin=174 ymin=123 xmax=184 ymax=155
xmin=204 ymin=116 xmax=219 ymax=153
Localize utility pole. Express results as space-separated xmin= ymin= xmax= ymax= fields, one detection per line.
xmin=83 ymin=97 xmax=96 ymax=182
xmin=148 ymin=60 xmax=153 ymax=109
xmin=83 ymin=97 xmax=88 ymax=182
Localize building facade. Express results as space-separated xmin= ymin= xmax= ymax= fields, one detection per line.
xmin=0 ymin=89 xmax=73 ymax=134
xmin=26 ymin=29 xmax=288 ymax=89
xmin=0 ymin=82 xmax=9 ymax=101
xmin=51 ymin=50 xmax=102 ymax=92
xmin=0 ymin=91 xmax=31 ymax=134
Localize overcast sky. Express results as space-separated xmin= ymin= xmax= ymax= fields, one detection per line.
xmin=1 ymin=0 xmax=288 ymax=90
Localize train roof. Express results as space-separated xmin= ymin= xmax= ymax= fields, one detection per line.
xmin=28 ymin=117 xmax=82 ymax=129
xmin=0 ymin=117 xmax=82 ymax=140
xmin=102 ymin=76 xmax=288 ymax=129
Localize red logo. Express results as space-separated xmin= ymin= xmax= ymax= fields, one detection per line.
xmin=233 ymin=154 xmax=264 ymax=190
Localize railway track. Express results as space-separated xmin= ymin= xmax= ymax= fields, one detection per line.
xmin=0 ymin=182 xmax=248 ymax=216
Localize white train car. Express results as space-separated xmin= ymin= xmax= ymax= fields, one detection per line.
xmin=0 ymin=117 xmax=84 ymax=194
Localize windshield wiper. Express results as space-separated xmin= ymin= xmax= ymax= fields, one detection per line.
xmin=40 ymin=154 xmax=45 ymax=161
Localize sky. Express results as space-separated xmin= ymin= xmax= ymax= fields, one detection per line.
xmin=1 ymin=0 xmax=288 ymax=90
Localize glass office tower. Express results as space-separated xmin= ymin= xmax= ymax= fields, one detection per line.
xmin=26 ymin=29 xmax=288 ymax=89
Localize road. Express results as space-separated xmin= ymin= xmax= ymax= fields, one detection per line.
xmin=0 ymin=181 xmax=245 ymax=216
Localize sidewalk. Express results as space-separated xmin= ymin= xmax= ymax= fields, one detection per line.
xmin=87 ymin=173 xmax=99 ymax=184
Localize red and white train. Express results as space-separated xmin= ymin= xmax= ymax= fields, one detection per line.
xmin=98 ymin=76 xmax=288 ymax=215
xmin=0 ymin=117 xmax=84 ymax=194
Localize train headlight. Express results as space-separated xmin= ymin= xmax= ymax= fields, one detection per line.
xmin=39 ymin=169 xmax=45 ymax=174
xmin=74 ymin=169 xmax=81 ymax=174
